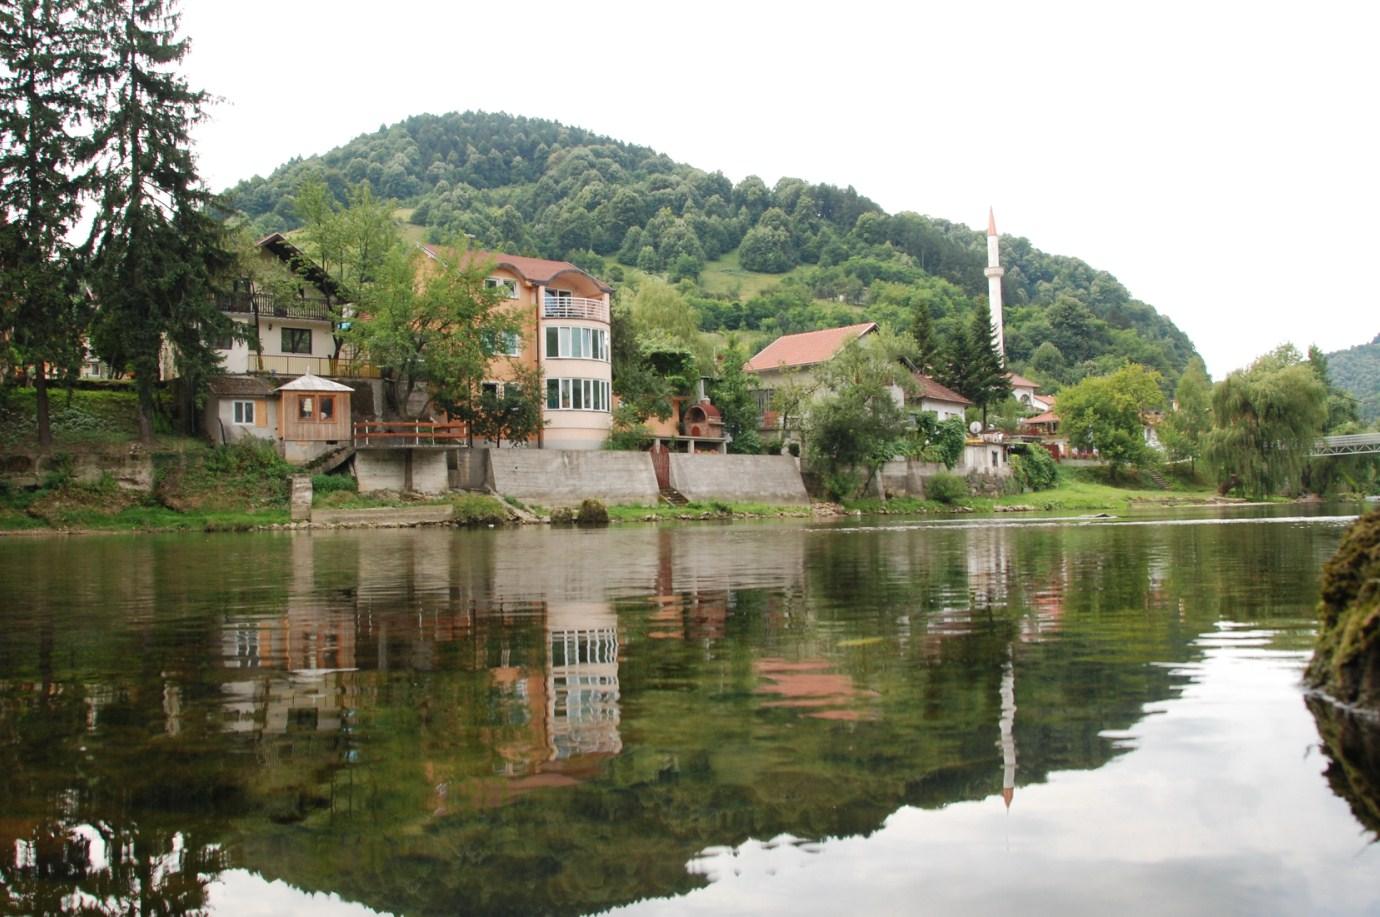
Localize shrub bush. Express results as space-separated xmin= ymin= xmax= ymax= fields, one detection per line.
xmin=823 ymin=470 xmax=859 ymax=502
xmin=1011 ymin=447 xmax=1059 ymax=492
xmin=312 ymin=473 xmax=358 ymax=495
xmin=925 ymin=472 xmax=968 ymax=504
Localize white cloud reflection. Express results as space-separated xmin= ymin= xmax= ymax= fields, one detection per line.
xmin=607 ymin=628 xmax=1380 ymax=916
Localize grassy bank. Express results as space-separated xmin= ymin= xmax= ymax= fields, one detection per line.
xmin=604 ymin=500 xmax=815 ymax=523
xmin=844 ymin=467 xmax=1231 ymax=516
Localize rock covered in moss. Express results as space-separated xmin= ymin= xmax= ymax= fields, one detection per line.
xmin=1307 ymin=510 xmax=1380 ymax=709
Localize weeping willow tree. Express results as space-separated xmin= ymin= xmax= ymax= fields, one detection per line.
xmin=1203 ymin=345 xmax=1328 ymax=498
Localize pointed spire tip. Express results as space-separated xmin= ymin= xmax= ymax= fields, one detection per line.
xmin=987 ymin=207 xmax=997 ymax=237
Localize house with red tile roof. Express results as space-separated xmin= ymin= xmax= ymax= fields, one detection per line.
xmin=206 ymin=236 xmax=616 ymax=456
xmin=912 ymin=373 xmax=972 ymax=422
xmin=1007 ymin=371 xmax=1053 ymax=412
xmin=420 ymin=244 xmax=613 ymax=450
xmin=743 ymin=323 xmax=879 ymax=437
xmin=743 ymin=322 xmax=877 ymax=374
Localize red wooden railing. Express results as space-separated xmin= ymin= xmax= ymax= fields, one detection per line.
xmin=353 ymin=420 xmax=468 ymax=446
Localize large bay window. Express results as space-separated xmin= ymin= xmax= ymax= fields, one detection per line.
xmin=545 ymin=325 xmax=608 ymax=361
xmin=545 ymin=377 xmax=611 ymax=412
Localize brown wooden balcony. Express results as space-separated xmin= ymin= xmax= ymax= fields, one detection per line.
xmin=354 ymin=420 xmax=468 ymax=447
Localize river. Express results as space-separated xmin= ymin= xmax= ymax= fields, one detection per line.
xmin=1 ymin=504 xmax=1377 ymax=915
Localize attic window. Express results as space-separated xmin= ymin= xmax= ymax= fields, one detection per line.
xmin=486 ymin=278 xmax=518 ymax=299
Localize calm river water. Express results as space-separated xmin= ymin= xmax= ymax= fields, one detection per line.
xmin=2 ymin=505 xmax=1378 ymax=915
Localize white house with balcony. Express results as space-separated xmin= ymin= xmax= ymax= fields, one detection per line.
xmin=213 ymin=233 xmax=378 ymax=380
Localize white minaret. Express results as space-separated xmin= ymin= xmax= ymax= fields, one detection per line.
xmin=985 ymin=207 xmax=1006 ymax=365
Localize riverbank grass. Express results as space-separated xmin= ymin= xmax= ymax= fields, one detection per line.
xmin=844 ymin=466 xmax=1226 ymax=516
xmin=604 ymin=500 xmax=814 ymax=522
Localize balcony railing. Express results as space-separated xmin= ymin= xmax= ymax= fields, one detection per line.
xmin=543 ymin=295 xmax=607 ymax=322
xmin=218 ymin=291 xmax=335 ymax=323
xmin=248 ymin=354 xmax=380 ymax=379
xmin=354 ymin=420 xmax=467 ymax=447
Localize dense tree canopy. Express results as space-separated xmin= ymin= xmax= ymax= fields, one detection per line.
xmin=1057 ymin=363 xmax=1165 ymax=477
xmin=1325 ymin=333 xmax=1380 ymax=425
xmin=225 ymin=111 xmax=1199 ymax=389
xmin=1204 ymin=345 xmax=1328 ymax=498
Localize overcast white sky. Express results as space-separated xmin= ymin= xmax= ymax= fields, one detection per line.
xmin=180 ymin=0 xmax=1377 ymax=378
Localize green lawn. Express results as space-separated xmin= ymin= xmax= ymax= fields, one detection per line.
xmin=0 ymin=386 xmax=187 ymax=450
xmin=699 ymin=249 xmax=802 ymax=299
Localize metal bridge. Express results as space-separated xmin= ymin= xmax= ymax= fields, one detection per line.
xmin=1312 ymin=433 xmax=1380 ymax=457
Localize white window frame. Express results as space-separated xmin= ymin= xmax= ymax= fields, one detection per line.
xmin=232 ymin=400 xmax=255 ymax=425
xmin=544 ymin=325 xmax=609 ymax=362
xmin=486 ymin=277 xmax=519 ymax=299
xmin=543 ymin=377 xmax=612 ymax=413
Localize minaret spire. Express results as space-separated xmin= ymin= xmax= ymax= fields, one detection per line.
xmin=984 ymin=207 xmax=1005 ymax=364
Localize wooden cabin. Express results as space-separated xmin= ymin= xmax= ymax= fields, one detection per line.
xmin=275 ymin=373 xmax=354 ymax=464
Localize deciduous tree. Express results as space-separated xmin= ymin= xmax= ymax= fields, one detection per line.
xmin=1204 ymin=345 xmax=1327 ymax=497
xmin=1159 ymin=357 xmax=1211 ymax=473
xmin=807 ymin=329 xmax=916 ymax=501
xmin=348 ymin=240 xmax=514 ymax=419
xmin=1058 ymin=362 xmax=1165 ymax=478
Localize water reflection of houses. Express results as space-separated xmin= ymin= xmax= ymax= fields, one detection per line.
xmin=219 ymin=537 xmax=360 ymax=739
xmin=210 ymin=527 xmax=809 ymax=814
xmin=546 ymin=603 xmax=621 ymax=759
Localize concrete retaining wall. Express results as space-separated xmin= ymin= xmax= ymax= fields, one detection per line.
xmin=487 ymin=449 xmax=659 ymax=507
xmin=453 ymin=449 xmax=491 ymax=491
xmin=668 ymin=453 xmax=809 ymax=505
xmin=877 ymin=456 xmax=1016 ymax=498
xmin=0 ymin=450 xmax=155 ymax=491
xmin=356 ymin=449 xmax=450 ymax=494
xmin=878 ymin=459 xmax=946 ymax=498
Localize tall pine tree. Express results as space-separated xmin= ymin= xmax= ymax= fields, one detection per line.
xmin=909 ymin=301 xmax=940 ymax=376
xmin=0 ymin=0 xmax=103 ymax=448
xmin=965 ymin=306 xmax=1011 ymax=424
xmin=87 ymin=0 xmax=234 ymax=440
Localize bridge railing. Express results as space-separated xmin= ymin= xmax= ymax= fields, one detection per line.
xmin=1313 ymin=433 xmax=1380 ymax=456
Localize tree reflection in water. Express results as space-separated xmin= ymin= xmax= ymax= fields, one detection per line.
xmin=0 ymin=512 xmax=1365 ymax=915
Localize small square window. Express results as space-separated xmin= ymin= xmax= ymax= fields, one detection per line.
xmin=232 ymin=400 xmax=255 ymax=425
xmin=299 ymin=397 xmax=314 ymax=420
xmin=319 ymin=397 xmax=334 ymax=421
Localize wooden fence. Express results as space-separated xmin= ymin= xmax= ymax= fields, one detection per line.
xmin=353 ymin=420 xmax=467 ymax=447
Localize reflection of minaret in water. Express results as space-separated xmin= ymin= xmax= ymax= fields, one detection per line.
xmin=999 ymin=645 xmax=1017 ymax=809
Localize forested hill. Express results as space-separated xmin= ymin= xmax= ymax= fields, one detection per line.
xmin=226 ymin=111 xmax=1198 ymax=388
xmin=1327 ymin=333 xmax=1380 ymax=422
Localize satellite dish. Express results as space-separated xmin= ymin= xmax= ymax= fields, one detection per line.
xmin=969 ymin=421 xmax=983 ymax=436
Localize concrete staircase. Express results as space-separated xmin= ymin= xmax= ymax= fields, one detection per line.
xmin=305 ymin=444 xmax=355 ymax=475
xmin=1143 ymin=467 xmax=1169 ymax=490
xmin=659 ymin=487 xmax=689 ymax=506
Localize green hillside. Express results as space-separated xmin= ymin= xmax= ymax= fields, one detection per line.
xmin=226 ymin=111 xmax=1198 ymax=388
xmin=1327 ymin=333 xmax=1380 ymax=423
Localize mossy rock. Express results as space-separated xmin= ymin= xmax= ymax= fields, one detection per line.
xmin=576 ymin=499 xmax=609 ymax=525
xmin=1307 ymin=509 xmax=1380 ymax=709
